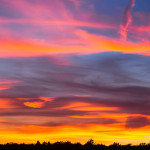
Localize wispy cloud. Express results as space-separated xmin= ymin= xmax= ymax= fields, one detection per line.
xmin=120 ymin=0 xmax=136 ymax=41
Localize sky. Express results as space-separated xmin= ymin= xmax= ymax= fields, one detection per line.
xmin=0 ymin=0 xmax=150 ymax=145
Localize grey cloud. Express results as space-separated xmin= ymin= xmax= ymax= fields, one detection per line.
xmin=126 ymin=116 xmax=150 ymax=128
xmin=0 ymin=52 xmax=150 ymax=116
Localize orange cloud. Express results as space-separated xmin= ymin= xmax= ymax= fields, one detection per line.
xmin=0 ymin=38 xmax=85 ymax=57
xmin=39 ymin=97 xmax=55 ymax=102
xmin=24 ymin=102 xmax=44 ymax=108
xmin=1 ymin=31 xmax=150 ymax=57
xmin=0 ymin=98 xmax=19 ymax=108
xmin=57 ymin=102 xmax=118 ymax=111
xmin=58 ymin=102 xmax=91 ymax=109
xmin=76 ymin=30 xmax=150 ymax=55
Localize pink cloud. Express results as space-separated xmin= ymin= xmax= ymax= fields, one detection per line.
xmin=120 ymin=0 xmax=136 ymax=41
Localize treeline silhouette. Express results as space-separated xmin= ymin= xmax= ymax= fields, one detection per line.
xmin=0 ymin=139 xmax=150 ymax=150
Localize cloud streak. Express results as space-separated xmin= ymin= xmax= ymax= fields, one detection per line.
xmin=120 ymin=0 xmax=136 ymax=41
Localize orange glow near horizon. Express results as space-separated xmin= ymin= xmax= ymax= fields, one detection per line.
xmin=0 ymin=124 xmax=149 ymax=145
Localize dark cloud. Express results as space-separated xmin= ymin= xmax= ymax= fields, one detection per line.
xmin=43 ymin=118 xmax=118 ymax=127
xmin=0 ymin=108 xmax=118 ymax=127
xmin=126 ymin=116 xmax=150 ymax=128
xmin=0 ymin=109 xmax=89 ymax=117
xmin=0 ymin=52 xmax=150 ymax=119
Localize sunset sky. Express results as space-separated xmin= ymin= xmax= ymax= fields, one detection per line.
xmin=0 ymin=0 xmax=150 ymax=145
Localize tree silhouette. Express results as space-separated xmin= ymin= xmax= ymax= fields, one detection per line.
xmin=0 ymin=139 xmax=149 ymax=150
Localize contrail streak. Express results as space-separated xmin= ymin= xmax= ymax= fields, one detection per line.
xmin=120 ymin=0 xmax=135 ymax=41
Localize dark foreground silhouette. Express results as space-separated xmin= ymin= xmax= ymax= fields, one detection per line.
xmin=0 ymin=139 xmax=150 ymax=150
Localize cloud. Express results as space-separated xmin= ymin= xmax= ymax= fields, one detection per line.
xmin=0 ymin=109 xmax=88 ymax=117
xmin=43 ymin=117 xmax=118 ymax=127
xmin=120 ymin=0 xmax=136 ymax=40
xmin=0 ymin=52 xmax=150 ymax=116
xmin=1 ymin=0 xmax=150 ymax=57
xmin=0 ymin=52 xmax=150 ymax=134
xmin=0 ymin=52 xmax=150 ymax=140
xmin=126 ymin=116 xmax=150 ymax=128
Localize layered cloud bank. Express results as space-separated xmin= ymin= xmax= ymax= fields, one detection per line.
xmin=0 ymin=53 xmax=150 ymax=144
